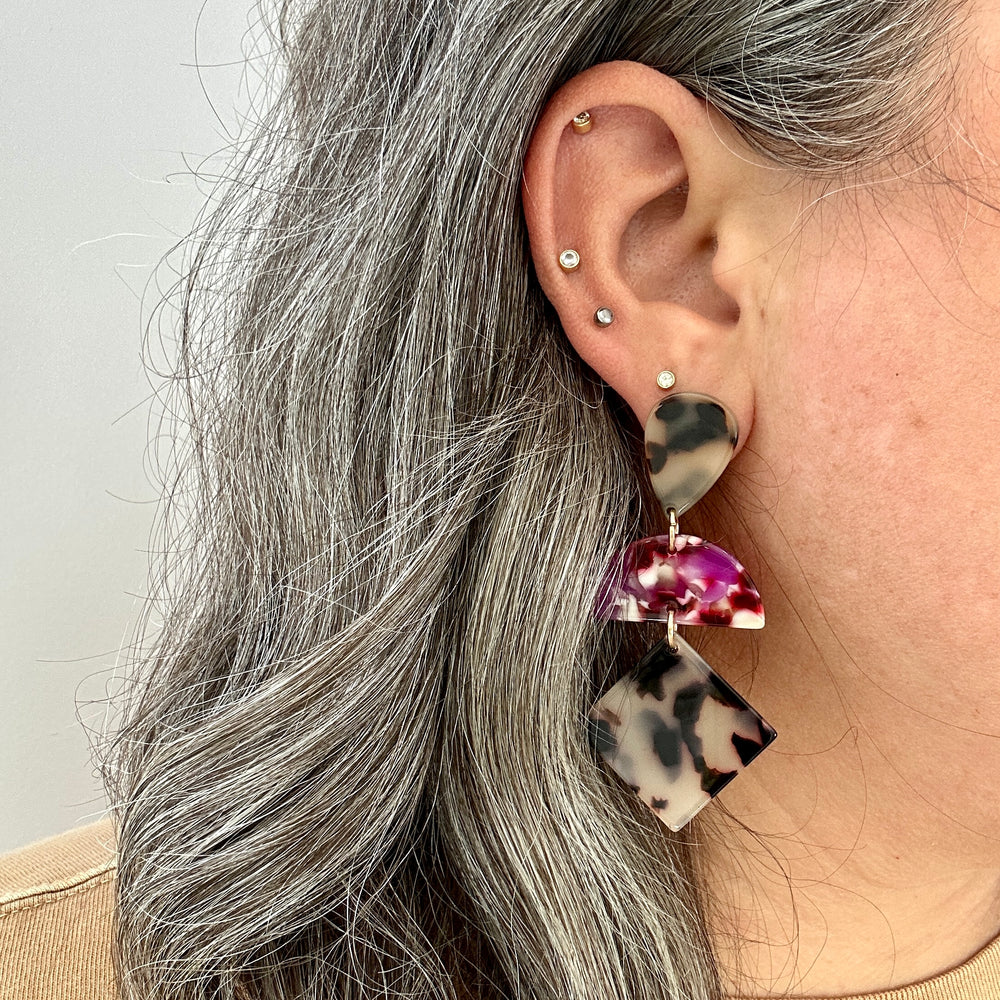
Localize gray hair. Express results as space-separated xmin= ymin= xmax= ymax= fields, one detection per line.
xmin=98 ymin=0 xmax=959 ymax=997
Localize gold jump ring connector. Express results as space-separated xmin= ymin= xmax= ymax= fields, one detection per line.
xmin=667 ymin=508 xmax=678 ymax=553
xmin=666 ymin=609 xmax=678 ymax=653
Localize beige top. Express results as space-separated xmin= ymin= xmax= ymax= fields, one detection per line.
xmin=0 ymin=818 xmax=116 ymax=1000
xmin=1 ymin=819 xmax=999 ymax=1000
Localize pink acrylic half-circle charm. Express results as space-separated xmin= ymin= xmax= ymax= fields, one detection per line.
xmin=595 ymin=534 xmax=765 ymax=628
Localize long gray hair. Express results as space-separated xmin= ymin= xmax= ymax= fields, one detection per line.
xmin=98 ymin=1 xmax=958 ymax=997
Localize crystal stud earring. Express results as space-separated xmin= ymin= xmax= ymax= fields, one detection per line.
xmin=558 ymin=249 xmax=581 ymax=272
xmin=656 ymin=370 xmax=676 ymax=390
xmin=594 ymin=307 xmax=614 ymax=327
xmin=572 ymin=111 xmax=592 ymax=134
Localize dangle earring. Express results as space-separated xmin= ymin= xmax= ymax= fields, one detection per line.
xmin=589 ymin=383 xmax=776 ymax=832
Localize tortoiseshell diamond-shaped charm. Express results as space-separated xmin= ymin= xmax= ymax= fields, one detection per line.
xmin=589 ymin=636 xmax=776 ymax=832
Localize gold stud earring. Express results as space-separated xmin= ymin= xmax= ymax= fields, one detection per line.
xmin=572 ymin=111 xmax=592 ymax=134
xmin=558 ymin=249 xmax=581 ymax=272
xmin=656 ymin=370 xmax=676 ymax=390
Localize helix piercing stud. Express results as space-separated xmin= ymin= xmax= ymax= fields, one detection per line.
xmin=656 ymin=370 xmax=676 ymax=390
xmin=594 ymin=307 xmax=614 ymax=327
xmin=558 ymin=249 xmax=581 ymax=272
xmin=572 ymin=111 xmax=592 ymax=134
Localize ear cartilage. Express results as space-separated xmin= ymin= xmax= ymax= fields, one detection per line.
xmin=591 ymin=392 xmax=776 ymax=832
xmin=594 ymin=307 xmax=614 ymax=327
xmin=558 ymin=249 xmax=581 ymax=272
xmin=572 ymin=111 xmax=592 ymax=134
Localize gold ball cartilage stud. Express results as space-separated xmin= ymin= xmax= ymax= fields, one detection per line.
xmin=656 ymin=370 xmax=676 ymax=390
xmin=572 ymin=111 xmax=592 ymax=134
xmin=558 ymin=249 xmax=581 ymax=272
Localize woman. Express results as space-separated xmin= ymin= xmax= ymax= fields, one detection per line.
xmin=3 ymin=0 xmax=999 ymax=997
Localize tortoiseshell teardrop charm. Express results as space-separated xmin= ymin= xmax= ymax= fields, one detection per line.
xmin=645 ymin=393 xmax=738 ymax=517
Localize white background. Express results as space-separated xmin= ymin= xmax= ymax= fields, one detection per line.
xmin=1 ymin=1 xmax=256 ymax=852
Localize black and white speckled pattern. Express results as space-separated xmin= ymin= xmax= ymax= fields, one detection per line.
xmin=645 ymin=393 xmax=739 ymax=517
xmin=588 ymin=636 xmax=776 ymax=831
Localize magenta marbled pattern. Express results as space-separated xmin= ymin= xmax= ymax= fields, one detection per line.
xmin=595 ymin=534 xmax=765 ymax=628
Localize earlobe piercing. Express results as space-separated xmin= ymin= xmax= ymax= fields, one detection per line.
xmin=594 ymin=307 xmax=614 ymax=327
xmin=558 ymin=249 xmax=581 ymax=272
xmin=572 ymin=111 xmax=592 ymax=134
xmin=656 ymin=370 xmax=676 ymax=390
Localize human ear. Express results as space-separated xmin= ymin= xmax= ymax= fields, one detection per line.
xmin=521 ymin=60 xmax=795 ymax=442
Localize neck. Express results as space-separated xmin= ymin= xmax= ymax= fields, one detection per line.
xmin=690 ymin=593 xmax=1000 ymax=997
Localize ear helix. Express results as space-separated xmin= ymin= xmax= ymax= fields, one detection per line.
xmin=589 ymin=376 xmax=776 ymax=832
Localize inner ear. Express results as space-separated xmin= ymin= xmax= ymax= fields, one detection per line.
xmin=620 ymin=186 xmax=740 ymax=324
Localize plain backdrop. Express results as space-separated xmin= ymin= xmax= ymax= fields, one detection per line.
xmin=1 ymin=1 xmax=257 ymax=852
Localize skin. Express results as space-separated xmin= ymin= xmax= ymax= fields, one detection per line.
xmin=521 ymin=6 xmax=1000 ymax=996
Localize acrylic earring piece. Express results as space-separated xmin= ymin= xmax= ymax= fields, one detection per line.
xmin=646 ymin=393 xmax=738 ymax=516
xmin=594 ymin=534 xmax=764 ymax=627
xmin=590 ymin=391 xmax=776 ymax=831
xmin=589 ymin=634 xmax=776 ymax=831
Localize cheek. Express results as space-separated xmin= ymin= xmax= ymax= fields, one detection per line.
xmin=752 ymin=201 xmax=1000 ymax=717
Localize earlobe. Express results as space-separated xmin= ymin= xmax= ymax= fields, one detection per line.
xmin=521 ymin=61 xmax=777 ymax=441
